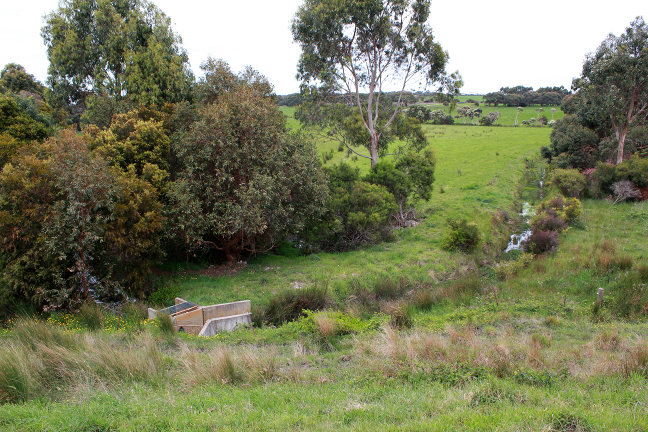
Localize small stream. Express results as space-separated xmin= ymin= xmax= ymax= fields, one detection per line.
xmin=504 ymin=203 xmax=534 ymax=252
xmin=504 ymin=170 xmax=544 ymax=253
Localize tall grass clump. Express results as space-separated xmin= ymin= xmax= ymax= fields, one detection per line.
xmin=0 ymin=319 xmax=166 ymax=402
xmin=155 ymin=313 xmax=175 ymax=337
xmin=262 ymin=285 xmax=329 ymax=326
xmin=612 ymin=268 xmax=648 ymax=317
xmin=78 ymin=302 xmax=104 ymax=330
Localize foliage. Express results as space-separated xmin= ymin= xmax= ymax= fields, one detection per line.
xmin=0 ymin=96 xmax=49 ymax=157
xmin=537 ymin=196 xmax=583 ymax=226
xmin=365 ymin=149 xmax=436 ymax=221
xmin=523 ymin=230 xmax=559 ymax=254
xmin=441 ymin=219 xmax=481 ymax=252
xmin=292 ymin=0 xmax=448 ymax=167
xmin=87 ymin=108 xmax=171 ymax=189
xmin=0 ymin=64 xmax=44 ymax=95
xmin=429 ymin=109 xmax=455 ymax=125
xmin=305 ymin=162 xmax=397 ymax=251
xmin=261 ymin=286 xmax=330 ymax=326
xmin=550 ymin=168 xmax=586 ymax=197
xmin=484 ymin=86 xmax=569 ymax=107
xmin=42 ymin=0 xmax=193 ymax=121
xmin=406 ymin=105 xmax=432 ymax=123
xmin=544 ymin=115 xmax=599 ymax=169
xmin=168 ymin=62 xmax=328 ymax=261
xmin=573 ymin=17 xmax=648 ymax=165
xmin=616 ymin=155 xmax=648 ymax=188
xmin=479 ymin=111 xmax=501 ymax=126
xmin=530 ymin=210 xmax=568 ymax=232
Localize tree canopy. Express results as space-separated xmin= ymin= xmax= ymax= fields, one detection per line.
xmin=42 ymin=0 xmax=193 ymax=120
xmin=292 ymin=0 xmax=449 ymax=167
xmin=574 ymin=17 xmax=648 ymax=164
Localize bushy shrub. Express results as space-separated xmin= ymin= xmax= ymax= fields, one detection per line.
xmin=617 ymin=156 xmax=648 ymax=188
xmin=406 ymin=105 xmax=431 ymax=123
xmin=429 ymin=110 xmax=454 ymax=125
xmin=523 ymin=230 xmax=559 ymax=254
xmin=305 ymin=163 xmax=397 ymax=251
xmin=530 ymin=210 xmax=568 ymax=232
xmin=441 ymin=219 xmax=481 ymax=252
xmin=550 ymin=168 xmax=586 ymax=197
xmin=536 ymin=196 xmax=582 ymax=225
xmin=262 ymin=285 xmax=329 ymax=326
xmin=544 ymin=115 xmax=599 ymax=169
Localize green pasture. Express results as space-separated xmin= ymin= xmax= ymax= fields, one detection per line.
xmin=170 ymin=122 xmax=552 ymax=308
xmin=2 ymin=103 xmax=648 ymax=432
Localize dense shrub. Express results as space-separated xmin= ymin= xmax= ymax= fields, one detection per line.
xmin=550 ymin=168 xmax=586 ymax=197
xmin=429 ymin=109 xmax=454 ymax=125
xmin=530 ymin=210 xmax=568 ymax=232
xmin=616 ymin=156 xmax=648 ymax=188
xmin=441 ymin=219 xmax=481 ymax=252
xmin=592 ymin=157 xmax=648 ymax=197
xmin=261 ymin=285 xmax=330 ymax=326
xmin=406 ymin=105 xmax=431 ymax=123
xmin=523 ymin=230 xmax=559 ymax=254
xmin=168 ymin=63 xmax=328 ymax=261
xmin=544 ymin=115 xmax=599 ymax=169
xmin=536 ymin=196 xmax=582 ymax=225
xmin=306 ymin=162 xmax=397 ymax=251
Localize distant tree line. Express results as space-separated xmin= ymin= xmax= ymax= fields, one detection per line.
xmin=484 ymin=86 xmax=570 ymax=107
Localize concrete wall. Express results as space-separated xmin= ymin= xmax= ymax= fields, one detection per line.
xmin=202 ymin=300 xmax=251 ymax=321
xmin=199 ymin=313 xmax=252 ymax=337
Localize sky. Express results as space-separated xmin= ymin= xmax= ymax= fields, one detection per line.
xmin=1 ymin=1 xmax=647 ymax=95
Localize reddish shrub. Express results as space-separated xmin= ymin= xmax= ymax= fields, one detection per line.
xmin=523 ymin=230 xmax=559 ymax=254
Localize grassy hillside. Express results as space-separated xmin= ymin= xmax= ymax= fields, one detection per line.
xmin=159 ymin=123 xmax=552 ymax=308
xmin=1 ymin=107 xmax=647 ymax=431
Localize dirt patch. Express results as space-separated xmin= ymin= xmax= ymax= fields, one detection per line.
xmin=181 ymin=262 xmax=248 ymax=278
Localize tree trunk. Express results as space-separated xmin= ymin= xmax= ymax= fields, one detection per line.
xmin=369 ymin=133 xmax=379 ymax=168
xmin=616 ymin=128 xmax=628 ymax=165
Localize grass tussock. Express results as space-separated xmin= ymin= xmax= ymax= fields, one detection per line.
xmin=180 ymin=345 xmax=279 ymax=387
xmin=0 ymin=319 xmax=165 ymax=403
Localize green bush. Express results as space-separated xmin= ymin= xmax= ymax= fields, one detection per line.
xmin=550 ymin=168 xmax=586 ymax=197
xmin=262 ymin=285 xmax=330 ymax=326
xmin=537 ymin=196 xmax=582 ymax=226
xmin=147 ymin=284 xmax=180 ymax=307
xmin=306 ymin=163 xmax=397 ymax=251
xmin=441 ymin=219 xmax=481 ymax=252
xmin=617 ymin=155 xmax=648 ymax=188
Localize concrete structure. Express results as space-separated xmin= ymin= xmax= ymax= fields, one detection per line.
xmin=148 ymin=298 xmax=252 ymax=336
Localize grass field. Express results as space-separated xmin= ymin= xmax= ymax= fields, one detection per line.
xmin=1 ymin=105 xmax=647 ymax=431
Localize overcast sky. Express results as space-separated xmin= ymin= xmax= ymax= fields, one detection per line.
xmin=1 ymin=1 xmax=647 ymax=95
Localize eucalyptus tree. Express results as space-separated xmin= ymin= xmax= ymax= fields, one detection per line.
xmin=515 ymin=107 xmax=523 ymax=126
xmin=292 ymin=0 xmax=451 ymax=168
xmin=42 ymin=0 xmax=193 ymax=121
xmin=574 ymin=17 xmax=648 ymax=164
